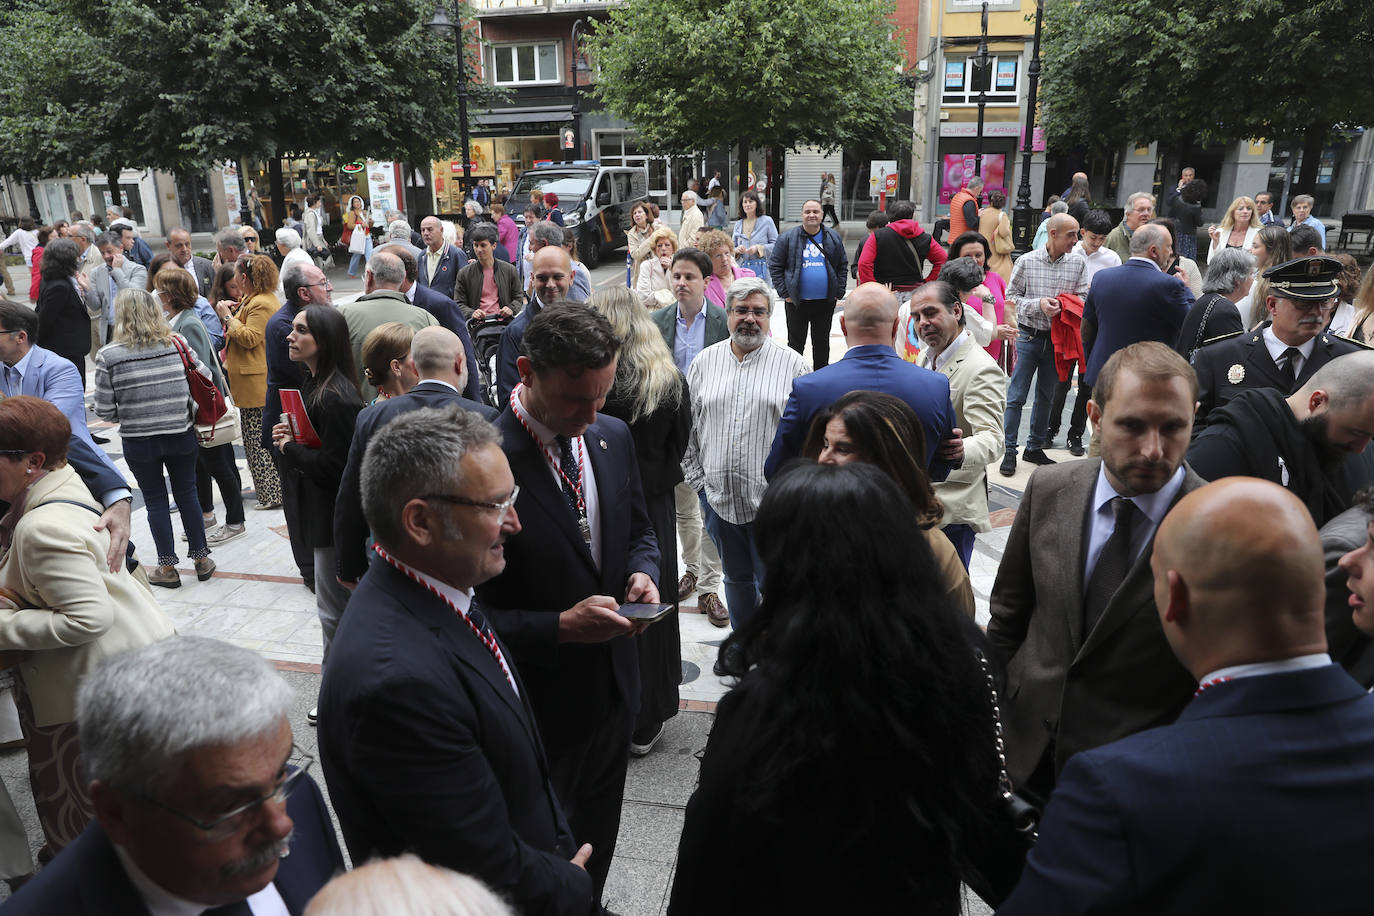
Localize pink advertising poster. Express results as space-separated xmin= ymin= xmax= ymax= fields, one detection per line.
xmin=940 ymin=154 xmax=1006 ymax=205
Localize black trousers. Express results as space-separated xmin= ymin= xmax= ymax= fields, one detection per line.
xmin=821 ymin=203 xmax=839 ymax=227
xmin=195 ymin=442 xmax=245 ymax=525
xmin=546 ymin=700 xmax=634 ymax=908
xmin=273 ymin=451 xmax=316 ymax=586
xmin=1047 ymin=373 xmax=1091 ymax=442
xmin=785 ymin=298 xmax=836 ymax=370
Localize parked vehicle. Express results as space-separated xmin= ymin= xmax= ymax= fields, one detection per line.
xmin=508 ymin=162 xmax=649 ymax=268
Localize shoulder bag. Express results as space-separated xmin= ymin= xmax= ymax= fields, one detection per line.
xmin=170 ymin=336 xmax=228 ymax=426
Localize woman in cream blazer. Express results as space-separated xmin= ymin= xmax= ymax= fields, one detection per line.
xmin=0 ymin=396 xmax=174 ymax=857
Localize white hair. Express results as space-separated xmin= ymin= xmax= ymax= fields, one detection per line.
xmin=304 ymin=855 xmax=514 ymax=916
xmin=726 ymin=276 xmax=774 ymax=314
xmin=275 ymin=227 xmax=302 ymax=250
xmin=388 ymin=219 xmax=412 ymax=241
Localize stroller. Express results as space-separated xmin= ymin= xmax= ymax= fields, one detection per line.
xmin=468 ymin=313 xmax=513 ymax=408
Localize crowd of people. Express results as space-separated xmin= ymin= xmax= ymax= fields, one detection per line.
xmin=0 ymin=177 xmax=1373 ymax=914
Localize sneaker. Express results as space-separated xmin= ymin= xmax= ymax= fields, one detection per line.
xmin=700 ymin=593 xmax=729 ymax=628
xmin=308 ymin=706 xmax=318 ymax=726
xmin=207 ymin=523 xmax=246 ymax=545
xmin=253 ymin=501 xmax=282 ymax=511
xmin=181 ymin=513 xmax=217 ymax=542
xmin=194 ymin=556 xmax=217 ymax=581
xmin=1067 ymin=435 xmax=1086 ymax=457
xmin=629 ymin=722 xmax=664 ymax=757
xmin=999 ymin=450 xmax=1017 ymax=477
xmin=1022 ymin=448 xmax=1057 ymax=466
xmin=148 ymin=565 xmax=181 ymax=589
xmin=677 ymin=570 xmax=698 ymax=601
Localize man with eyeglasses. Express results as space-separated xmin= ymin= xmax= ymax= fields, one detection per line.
xmin=1192 ymin=256 xmax=1366 ymax=426
xmin=320 ymin=405 xmax=597 ymax=915
xmin=5 ymin=636 xmax=344 ymax=914
xmin=495 ymin=240 xmax=576 ymax=406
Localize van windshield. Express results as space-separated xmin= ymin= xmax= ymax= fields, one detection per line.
xmin=510 ymin=171 xmax=592 ymax=208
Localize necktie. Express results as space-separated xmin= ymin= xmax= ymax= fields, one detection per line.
xmin=1084 ymin=497 xmax=1138 ymax=634
xmin=202 ymin=902 xmax=253 ymax=915
xmin=1277 ymin=346 xmax=1302 ymax=391
xmin=1 ymin=366 xmax=11 ymax=397
xmin=555 ymin=435 xmax=581 ymax=513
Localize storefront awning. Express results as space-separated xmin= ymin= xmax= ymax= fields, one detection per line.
xmin=475 ymin=105 xmax=574 ymax=131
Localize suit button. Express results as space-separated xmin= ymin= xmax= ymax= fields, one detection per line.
xmin=1042 ymin=719 xmax=1052 ymax=730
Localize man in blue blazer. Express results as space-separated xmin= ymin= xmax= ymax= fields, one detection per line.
xmin=335 ymin=327 xmax=497 ymax=585
xmin=7 ymin=637 xmax=344 ymax=915
xmin=320 ymin=407 xmax=594 ymax=916
xmin=765 ymin=283 xmax=960 ymax=481
xmin=477 ymin=304 xmax=659 ymax=906
xmin=1000 ymin=478 xmax=1374 ymax=914
xmin=0 ymin=299 xmax=133 ymax=571
xmin=417 ymin=215 xmax=468 ymax=300
xmin=1081 ymin=222 xmax=1193 ymax=388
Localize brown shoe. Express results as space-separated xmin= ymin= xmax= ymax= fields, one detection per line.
xmin=678 ymin=571 xmax=698 ymax=600
xmin=700 ymin=593 xmax=729 ymax=628
xmin=194 ymin=556 xmax=217 ymax=581
xmin=147 ymin=565 xmax=181 ymax=589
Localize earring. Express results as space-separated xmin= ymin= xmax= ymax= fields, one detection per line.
xmin=24 ymin=469 xmax=32 ymax=475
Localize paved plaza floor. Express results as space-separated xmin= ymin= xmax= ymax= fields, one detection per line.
xmin=0 ymin=255 xmax=1077 ymax=912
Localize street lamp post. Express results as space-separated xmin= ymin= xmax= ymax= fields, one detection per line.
xmin=1012 ymin=0 xmax=1044 ymax=252
xmin=971 ymin=2 xmax=991 ymax=178
xmin=428 ymin=2 xmax=472 ymax=197
xmin=570 ymin=19 xmax=588 ymax=161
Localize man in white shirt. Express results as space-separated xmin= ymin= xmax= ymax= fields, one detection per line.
xmin=683 ymin=277 xmax=809 ymax=629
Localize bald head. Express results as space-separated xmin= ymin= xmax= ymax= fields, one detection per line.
xmin=1046 ymin=214 xmax=1080 ymax=257
xmin=840 ymin=283 xmax=900 ymax=344
xmin=410 ymin=326 xmax=468 ymax=393
xmin=531 ymin=244 xmax=574 ymax=304
xmin=1152 ymin=478 xmax=1326 ymax=678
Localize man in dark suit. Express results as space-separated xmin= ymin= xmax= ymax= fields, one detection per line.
xmin=477 ymin=303 xmax=659 ymax=904
xmin=335 ymin=327 xmax=497 ymax=586
xmin=166 ymin=227 xmax=215 ymax=299
xmin=1192 ymin=255 xmax=1363 ymax=424
xmin=987 ymin=342 xmax=1203 ymax=803
xmin=1081 ymin=222 xmax=1193 ymax=388
xmin=377 ymin=241 xmax=484 ymax=403
xmin=418 ymin=214 xmax=468 ymax=300
xmin=1001 ymin=478 xmax=1374 ymax=914
xmin=319 ymin=406 xmax=594 ymax=915
xmin=764 ymin=282 xmax=961 ymax=481
xmin=7 ymin=636 xmax=344 ymax=914
xmin=495 ymin=242 xmax=575 ymax=406
xmin=0 ymin=298 xmax=133 ymax=572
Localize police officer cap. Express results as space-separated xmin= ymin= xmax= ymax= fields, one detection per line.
xmin=1262 ymin=255 xmax=1342 ymax=301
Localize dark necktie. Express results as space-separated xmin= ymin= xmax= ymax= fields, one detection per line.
xmin=555 ymin=435 xmax=581 ymax=513
xmin=1277 ymin=346 xmax=1302 ymax=391
xmin=1084 ymin=497 xmax=1138 ymax=634
xmin=202 ymin=902 xmax=253 ymax=915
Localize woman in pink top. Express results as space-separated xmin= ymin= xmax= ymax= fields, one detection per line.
xmin=699 ymin=230 xmax=755 ymax=308
xmin=491 ymin=202 xmax=518 ymax=261
xmin=948 ymin=231 xmax=1015 ymax=364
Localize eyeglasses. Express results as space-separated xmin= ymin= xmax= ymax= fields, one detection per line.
xmin=140 ymin=745 xmax=313 ymax=840
xmin=422 ymin=484 xmax=520 ymax=523
xmin=1290 ymin=297 xmax=1336 ymax=312
xmin=729 ymin=307 xmax=769 ymax=318
xmin=304 ymin=281 xmax=332 ymax=289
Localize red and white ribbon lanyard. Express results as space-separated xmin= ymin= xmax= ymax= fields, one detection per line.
xmin=1194 ymin=675 xmax=1231 ymax=697
xmin=510 ymin=385 xmax=591 ymax=545
xmin=373 ymin=543 xmax=518 ymax=696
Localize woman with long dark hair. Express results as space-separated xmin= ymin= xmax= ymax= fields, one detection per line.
xmin=589 ymin=287 xmax=691 ymax=757
xmin=669 ymin=461 xmax=1023 ymax=913
xmin=800 ymin=390 xmax=973 ymax=616
xmin=272 ymin=306 xmax=363 ymax=697
xmin=34 ymin=239 xmax=90 ymax=389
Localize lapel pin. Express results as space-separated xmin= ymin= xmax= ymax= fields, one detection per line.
xmin=599 ymin=439 xmax=607 ymax=450
xmin=1226 ymin=364 xmax=1245 ymax=384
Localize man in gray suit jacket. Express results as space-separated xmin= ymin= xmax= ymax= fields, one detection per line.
xmin=88 ymin=233 xmax=147 ymax=352
xmin=987 ymin=342 xmax=1203 ymax=803
xmin=166 ymin=227 xmax=215 ymax=299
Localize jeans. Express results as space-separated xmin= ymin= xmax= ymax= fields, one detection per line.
xmin=1003 ymin=330 xmax=1058 ymax=453
xmin=195 ymin=442 xmax=245 ymax=525
xmin=942 ymin=524 xmax=976 ymax=570
xmin=785 ymin=298 xmax=837 ymax=369
xmin=674 ymin=481 xmax=721 ymax=593
xmin=347 ymin=234 xmax=373 ymax=276
xmin=123 ymin=430 xmax=208 ymax=566
xmin=700 ymin=494 xmax=763 ymax=629
xmin=1048 ymin=373 xmax=1091 ymax=443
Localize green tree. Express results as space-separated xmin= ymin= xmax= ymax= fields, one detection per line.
xmin=587 ymin=0 xmax=909 ymax=197
xmin=1038 ymin=0 xmax=1374 ymax=191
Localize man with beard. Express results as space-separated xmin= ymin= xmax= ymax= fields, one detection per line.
xmin=5 ymin=637 xmax=344 ymax=914
xmin=988 ymin=342 xmax=1204 ymax=803
xmin=1188 ymin=351 xmax=1374 ymax=527
xmin=1192 ymin=255 xmax=1363 ymax=424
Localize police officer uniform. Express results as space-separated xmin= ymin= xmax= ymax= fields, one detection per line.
xmin=1192 ymin=256 xmax=1367 ymax=425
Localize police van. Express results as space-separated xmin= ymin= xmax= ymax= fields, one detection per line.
xmin=509 ymin=161 xmax=649 ymax=268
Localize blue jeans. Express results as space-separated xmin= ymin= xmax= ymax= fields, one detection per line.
xmin=347 ymin=233 xmax=373 ymax=276
xmin=1003 ymin=330 xmax=1058 ymax=452
xmin=700 ymin=493 xmax=763 ymax=629
xmin=123 ymin=430 xmax=208 ymax=566
xmin=942 ymin=523 xmax=976 ymax=570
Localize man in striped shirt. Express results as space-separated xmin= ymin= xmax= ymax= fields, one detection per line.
xmin=683 ymin=277 xmax=810 ymax=630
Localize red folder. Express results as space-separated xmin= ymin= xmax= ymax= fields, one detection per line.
xmin=279 ymin=389 xmax=322 ymax=449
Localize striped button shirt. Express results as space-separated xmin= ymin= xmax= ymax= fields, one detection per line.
xmin=1006 ymin=246 xmax=1091 ymax=331
xmin=683 ymin=338 xmax=810 ymax=524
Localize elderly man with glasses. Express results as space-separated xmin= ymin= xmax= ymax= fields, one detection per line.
xmin=4 ymin=636 xmax=344 ymax=914
xmin=319 ymin=404 xmax=595 ymax=916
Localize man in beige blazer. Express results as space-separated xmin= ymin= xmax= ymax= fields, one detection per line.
xmin=986 ymin=341 xmax=1203 ymax=805
xmin=914 ymin=282 xmax=1006 ymax=567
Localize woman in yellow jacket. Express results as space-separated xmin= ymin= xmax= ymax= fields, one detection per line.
xmin=213 ymin=253 xmax=282 ymax=509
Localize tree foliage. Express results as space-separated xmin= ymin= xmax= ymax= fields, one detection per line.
xmin=586 ymin=0 xmax=910 ymax=157
xmin=0 ymin=0 xmax=493 ymax=178
xmin=1039 ymin=0 xmax=1374 ymax=152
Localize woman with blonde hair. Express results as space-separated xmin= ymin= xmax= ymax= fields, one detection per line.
xmin=698 ymin=229 xmax=756 ymax=308
xmin=1206 ymin=195 xmax=1263 ymax=262
xmin=361 ymin=322 xmax=418 ymax=402
xmin=1349 ymin=261 xmax=1374 ymax=343
xmin=1245 ymin=224 xmax=1294 ymax=328
xmin=214 ymin=253 xmax=282 ymax=509
xmin=95 ymin=289 xmax=219 ymax=586
xmin=634 ymin=226 xmax=679 ymax=308
xmin=589 ymin=287 xmax=691 ymax=756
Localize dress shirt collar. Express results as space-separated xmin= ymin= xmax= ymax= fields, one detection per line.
xmin=5 ymin=345 xmax=34 ymax=377
xmin=1128 ymin=255 xmax=1163 ymax=271
xmin=381 ymin=549 xmax=473 ymax=614
xmin=1261 ymin=324 xmax=1316 ymax=363
xmin=676 ymin=299 xmax=706 ymax=328
xmin=112 ymin=843 xmax=289 ymax=916
xmin=1091 ymin=461 xmax=1186 ymax=530
xmin=512 ymin=383 xmax=559 ymax=449
xmin=1198 ymin=654 xmax=1332 ymax=689
xmin=414 ymin=378 xmax=458 ymax=394
xmin=919 ymin=331 xmax=968 ymax=373
xmin=404 ymin=284 xmax=416 ymax=303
